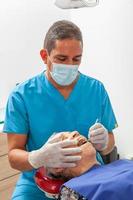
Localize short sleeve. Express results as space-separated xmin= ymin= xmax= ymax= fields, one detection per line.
xmin=3 ymin=90 xmax=29 ymax=134
xmin=101 ymin=85 xmax=118 ymax=132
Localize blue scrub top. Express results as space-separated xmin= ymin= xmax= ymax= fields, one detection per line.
xmin=3 ymin=71 xmax=118 ymax=199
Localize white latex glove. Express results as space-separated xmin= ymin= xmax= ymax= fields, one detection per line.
xmin=88 ymin=123 xmax=109 ymax=151
xmin=28 ymin=132 xmax=82 ymax=169
xmin=55 ymin=0 xmax=98 ymax=9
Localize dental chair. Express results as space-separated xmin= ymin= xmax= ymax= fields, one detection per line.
xmin=100 ymin=146 xmax=119 ymax=164
xmin=35 ymin=146 xmax=119 ymax=199
xmin=58 ymin=146 xmax=120 ymax=200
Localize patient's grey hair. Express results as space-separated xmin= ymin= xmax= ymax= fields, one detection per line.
xmin=43 ymin=20 xmax=83 ymax=54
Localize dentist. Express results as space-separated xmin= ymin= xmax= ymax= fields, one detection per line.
xmin=3 ymin=20 xmax=118 ymax=200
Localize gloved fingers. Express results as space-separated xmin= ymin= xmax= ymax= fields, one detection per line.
xmin=94 ymin=143 xmax=103 ymax=149
xmin=62 ymin=147 xmax=82 ymax=155
xmin=90 ymin=127 xmax=105 ymax=136
xmin=90 ymin=138 xmax=105 ymax=144
xmin=62 ymin=155 xmax=81 ymax=162
xmin=94 ymin=143 xmax=108 ymax=150
xmin=90 ymin=131 xmax=106 ymax=140
xmin=94 ymin=144 xmax=107 ymax=151
xmin=60 ymin=139 xmax=78 ymax=148
xmin=59 ymin=162 xmax=77 ymax=168
xmin=89 ymin=123 xmax=102 ymax=131
xmin=48 ymin=160 xmax=79 ymax=168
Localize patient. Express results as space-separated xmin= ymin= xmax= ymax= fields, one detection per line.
xmin=46 ymin=132 xmax=133 ymax=200
xmin=47 ymin=131 xmax=99 ymax=180
xmin=35 ymin=131 xmax=99 ymax=199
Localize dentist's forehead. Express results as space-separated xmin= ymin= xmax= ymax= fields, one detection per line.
xmin=51 ymin=39 xmax=83 ymax=53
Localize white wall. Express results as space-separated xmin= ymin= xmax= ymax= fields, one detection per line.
xmin=1 ymin=0 xmax=133 ymax=158
xmin=0 ymin=0 xmax=70 ymax=108
xmin=71 ymin=0 xmax=133 ymax=158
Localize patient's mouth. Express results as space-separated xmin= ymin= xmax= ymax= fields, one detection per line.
xmin=61 ymin=132 xmax=87 ymax=146
xmin=77 ymin=136 xmax=88 ymax=146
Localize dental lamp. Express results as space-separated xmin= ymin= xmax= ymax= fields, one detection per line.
xmin=55 ymin=0 xmax=99 ymax=9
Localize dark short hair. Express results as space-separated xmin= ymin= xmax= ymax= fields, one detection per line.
xmin=44 ymin=20 xmax=83 ymax=54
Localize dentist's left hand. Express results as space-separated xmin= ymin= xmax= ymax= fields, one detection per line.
xmin=28 ymin=132 xmax=82 ymax=169
xmin=88 ymin=123 xmax=109 ymax=151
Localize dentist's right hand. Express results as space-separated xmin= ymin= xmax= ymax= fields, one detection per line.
xmin=28 ymin=132 xmax=82 ymax=169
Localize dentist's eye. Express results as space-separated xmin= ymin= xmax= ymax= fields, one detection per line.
xmin=58 ymin=58 xmax=66 ymax=61
xmin=73 ymin=57 xmax=81 ymax=62
xmin=55 ymin=58 xmax=66 ymax=62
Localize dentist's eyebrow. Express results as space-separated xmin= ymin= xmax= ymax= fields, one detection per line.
xmin=54 ymin=55 xmax=67 ymax=58
xmin=74 ymin=54 xmax=82 ymax=58
xmin=54 ymin=54 xmax=82 ymax=58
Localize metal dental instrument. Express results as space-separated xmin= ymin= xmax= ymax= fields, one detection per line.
xmin=88 ymin=118 xmax=99 ymax=142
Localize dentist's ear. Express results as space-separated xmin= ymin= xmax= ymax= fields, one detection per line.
xmin=40 ymin=49 xmax=48 ymax=64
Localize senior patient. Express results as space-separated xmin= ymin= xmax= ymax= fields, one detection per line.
xmin=47 ymin=131 xmax=99 ymax=180
xmin=46 ymin=132 xmax=133 ymax=200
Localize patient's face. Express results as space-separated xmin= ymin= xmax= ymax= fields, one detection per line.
xmin=47 ymin=132 xmax=97 ymax=179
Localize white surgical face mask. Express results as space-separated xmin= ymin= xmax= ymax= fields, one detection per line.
xmin=50 ymin=63 xmax=79 ymax=86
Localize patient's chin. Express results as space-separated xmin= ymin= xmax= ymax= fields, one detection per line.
xmin=63 ymin=159 xmax=98 ymax=179
xmin=64 ymin=162 xmax=89 ymax=178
